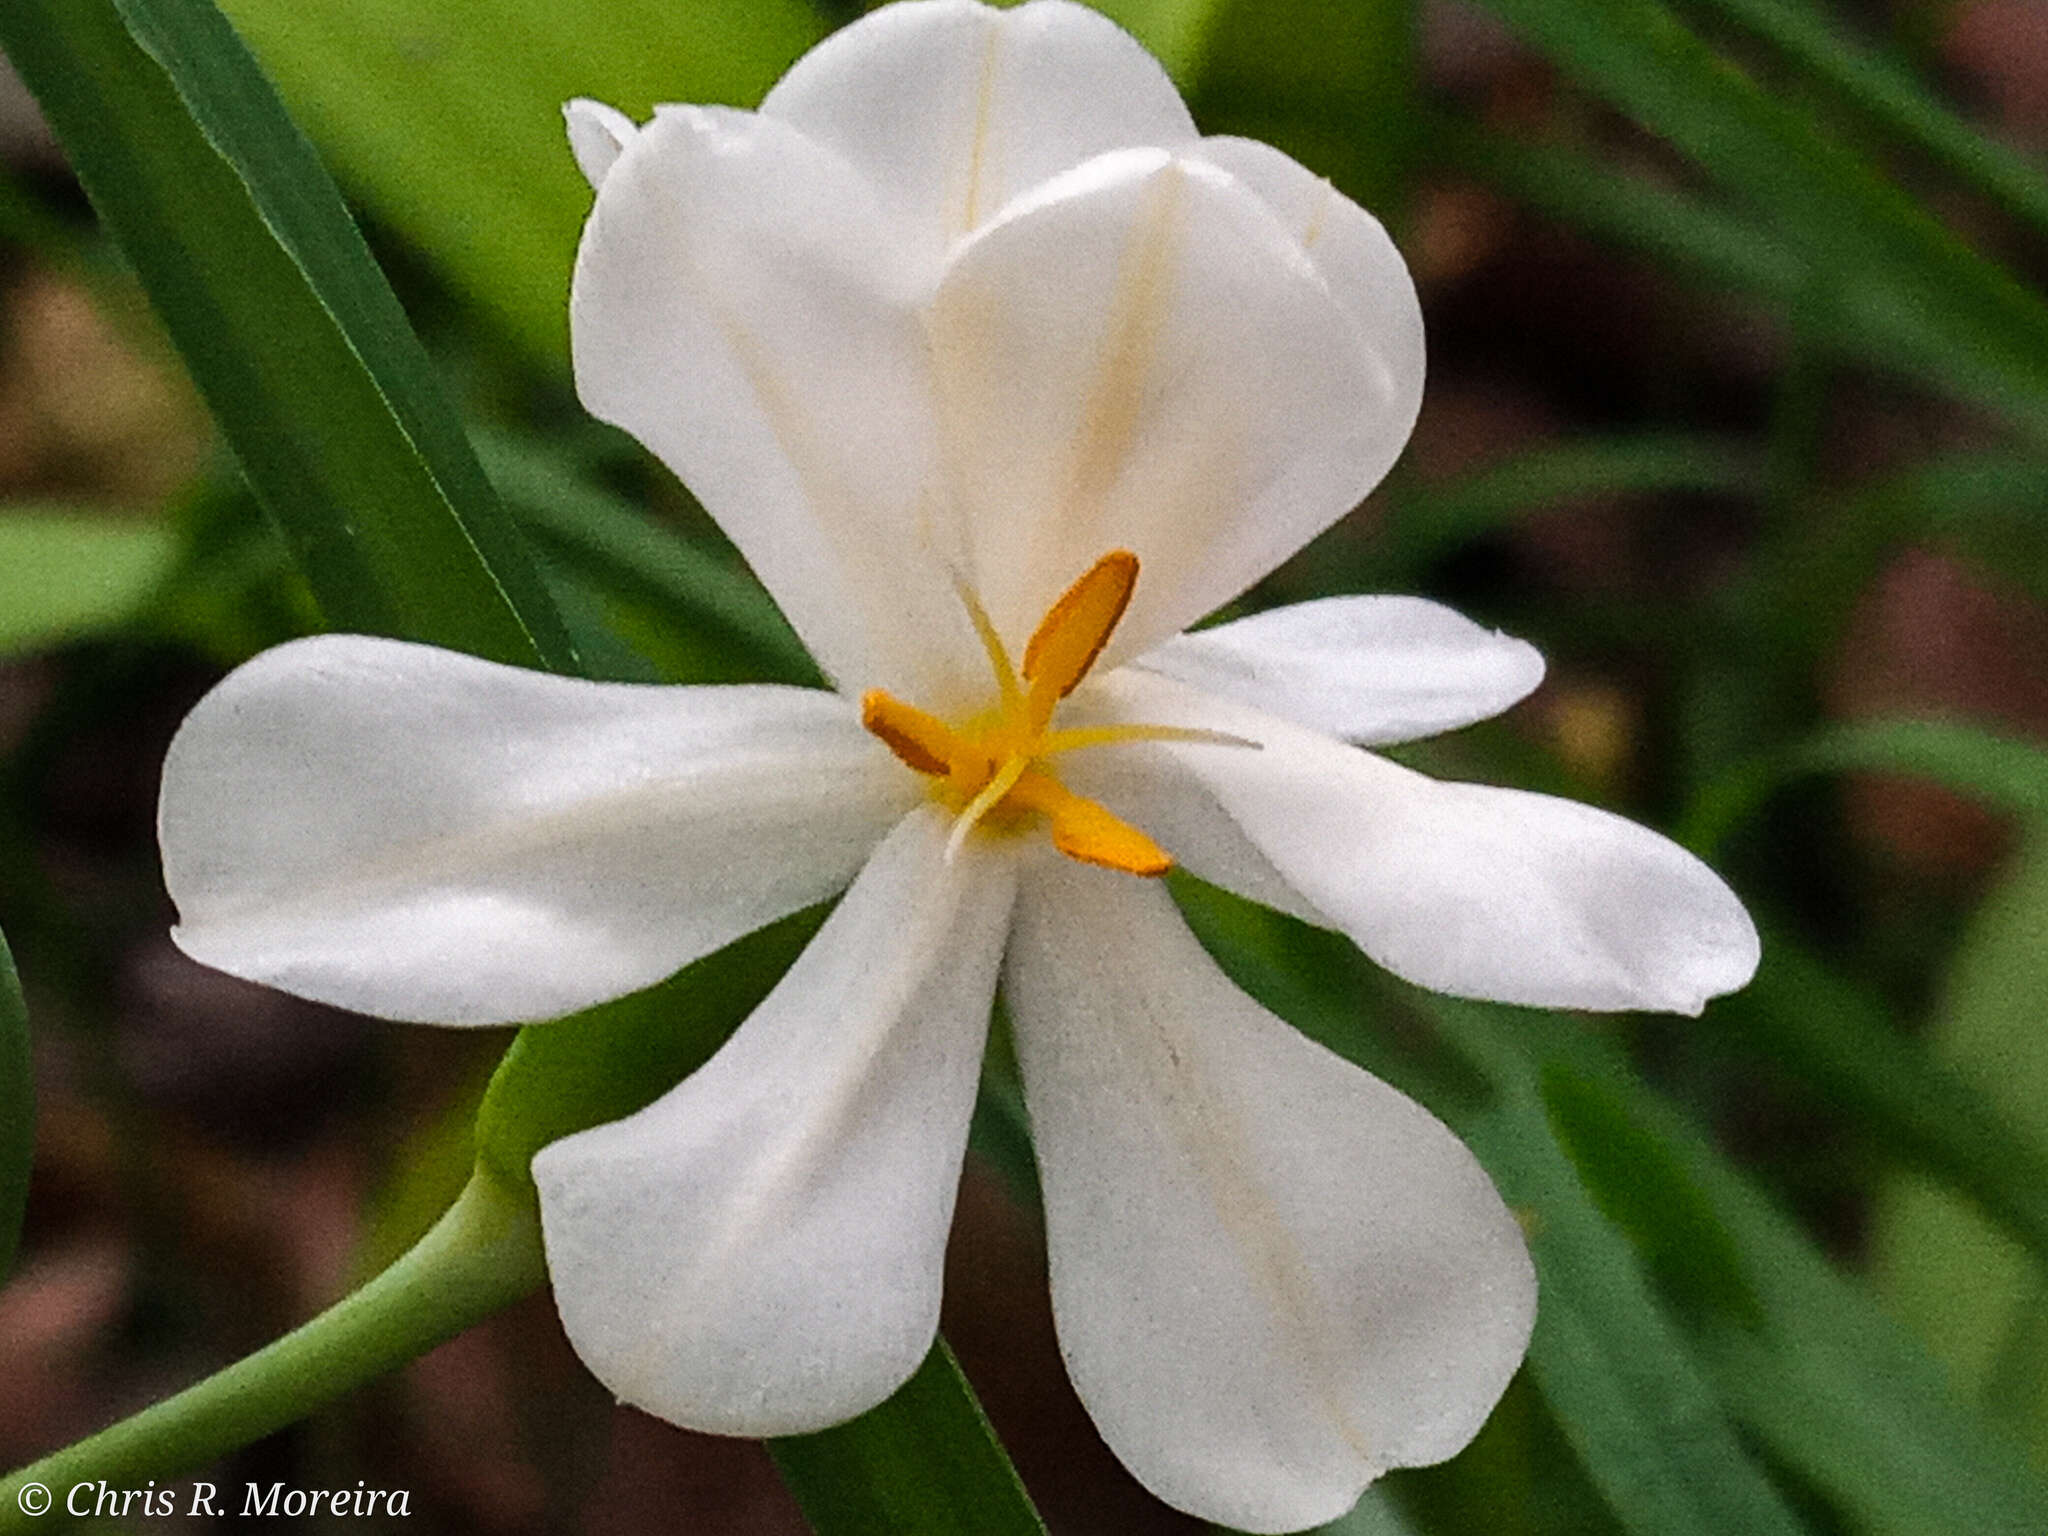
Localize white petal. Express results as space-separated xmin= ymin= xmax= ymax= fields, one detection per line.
xmin=565 ymin=98 xmax=637 ymax=191
xmin=1090 ymin=670 xmax=1761 ymax=1014
xmin=1188 ymin=135 xmax=1425 ymax=484
xmin=571 ymin=104 xmax=969 ymax=698
xmin=533 ymin=808 xmax=1014 ymax=1435
xmin=1137 ymin=595 xmax=1545 ymax=745
xmin=928 ymin=148 xmax=1387 ymax=665
xmin=761 ymin=0 xmax=1195 ymax=274
xmin=159 ymin=635 xmax=914 ymax=1024
xmin=1004 ymin=858 xmax=1534 ymax=1532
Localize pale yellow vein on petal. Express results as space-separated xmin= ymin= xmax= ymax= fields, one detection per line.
xmin=958 ymin=20 xmax=1003 ymax=237
xmin=1058 ymin=161 xmax=1187 ymax=553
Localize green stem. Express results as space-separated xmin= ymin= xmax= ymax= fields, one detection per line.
xmin=0 ymin=1169 xmax=544 ymax=1531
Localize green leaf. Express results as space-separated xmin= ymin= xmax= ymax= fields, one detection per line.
xmin=0 ymin=508 xmax=178 ymax=655
xmin=215 ymin=0 xmax=826 ymax=362
xmin=1873 ymin=832 xmax=2048 ymax=1463
xmin=0 ymin=0 xmax=578 ymax=671
xmin=1472 ymin=0 xmax=2048 ymax=443
xmin=474 ymin=430 xmax=817 ymax=686
xmin=472 ymin=905 xmax=822 ymax=1191
xmin=1431 ymin=999 xmax=2048 ymax=1536
xmin=1685 ymin=715 xmax=2048 ymax=855
xmin=1696 ymin=0 xmax=2048 ymax=243
xmin=0 ymin=927 xmax=30 ymax=1285
xmin=1374 ymin=434 xmax=1764 ymax=580
xmin=1712 ymin=927 xmax=2048 ymax=1278
xmin=1439 ymin=1020 xmax=1806 ymax=1536
xmin=1434 ymin=119 xmax=1808 ymax=304
xmin=770 ymin=1339 xmax=1048 ymax=1536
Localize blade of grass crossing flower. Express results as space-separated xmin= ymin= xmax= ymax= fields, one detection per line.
xmin=1694 ymin=0 xmax=2048 ymax=243
xmin=472 ymin=431 xmax=819 ymax=686
xmin=0 ymin=929 xmax=29 ymax=1284
xmin=771 ymin=1339 xmax=1048 ymax=1536
xmin=1474 ymin=0 xmax=2048 ymax=445
xmin=0 ymin=0 xmax=578 ymax=671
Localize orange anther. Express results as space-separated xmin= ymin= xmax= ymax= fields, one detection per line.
xmin=1007 ymin=770 xmax=1171 ymax=877
xmin=1021 ymin=549 xmax=1138 ymax=728
xmin=861 ymin=690 xmax=960 ymax=778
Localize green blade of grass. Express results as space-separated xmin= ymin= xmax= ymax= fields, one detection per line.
xmin=771 ymin=1340 xmax=1049 ymax=1536
xmin=1474 ymin=0 xmax=2048 ymax=443
xmin=1695 ymin=0 xmax=2048 ymax=242
xmin=0 ymin=0 xmax=577 ymax=670
xmin=216 ymin=0 xmax=826 ymax=363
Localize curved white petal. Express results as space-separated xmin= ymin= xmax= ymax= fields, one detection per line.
xmin=1187 ymin=135 xmax=1425 ymax=487
xmin=571 ymin=104 xmax=969 ymax=698
xmin=534 ymin=808 xmax=1014 ymax=1435
xmin=159 ymin=636 xmax=913 ymax=1025
xmin=1137 ymin=596 xmax=1545 ymax=745
xmin=565 ymin=98 xmax=637 ymax=191
xmin=761 ymin=0 xmax=1195 ymax=275
xmin=1004 ymin=857 xmax=1534 ymax=1532
xmin=928 ymin=148 xmax=1387 ymax=666
xmin=1091 ymin=671 xmax=1761 ymax=1014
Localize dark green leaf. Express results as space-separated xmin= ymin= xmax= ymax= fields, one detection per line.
xmin=472 ymin=905 xmax=822 ymax=1190
xmin=1473 ymin=0 xmax=2048 ymax=443
xmin=1432 ymin=999 xmax=2048 ymax=1536
xmin=771 ymin=1339 xmax=1048 ymax=1536
xmin=0 ymin=928 xmax=30 ymax=1284
xmin=0 ymin=0 xmax=578 ymax=670
xmin=1684 ymin=716 xmax=2048 ymax=854
xmin=1695 ymin=0 xmax=2048 ymax=242
xmin=1439 ymin=1015 xmax=1806 ymax=1536
xmin=1375 ymin=434 xmax=1764 ymax=579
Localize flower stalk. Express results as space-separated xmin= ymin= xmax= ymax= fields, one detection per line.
xmin=0 ymin=1169 xmax=544 ymax=1532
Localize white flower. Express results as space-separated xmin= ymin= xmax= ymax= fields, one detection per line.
xmin=155 ymin=2 xmax=1759 ymax=1528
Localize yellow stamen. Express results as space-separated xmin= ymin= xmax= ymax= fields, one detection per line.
xmin=948 ymin=566 xmax=1023 ymax=717
xmin=1007 ymin=770 xmax=1172 ymax=876
xmin=858 ymin=549 xmax=1238 ymax=879
xmin=1021 ymin=548 xmax=1138 ymax=731
xmin=861 ymin=690 xmax=961 ymax=778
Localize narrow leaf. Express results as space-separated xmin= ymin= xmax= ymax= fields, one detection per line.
xmin=771 ymin=1340 xmax=1049 ymax=1536
xmin=215 ymin=0 xmax=826 ymax=361
xmin=1696 ymin=0 xmax=2048 ymax=243
xmin=1445 ymin=1036 xmax=1806 ymax=1536
xmin=0 ymin=0 xmax=578 ymax=670
xmin=1474 ymin=0 xmax=2048 ymax=443
xmin=1433 ymin=998 xmax=2048 ymax=1536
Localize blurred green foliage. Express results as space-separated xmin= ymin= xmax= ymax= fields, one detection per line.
xmin=3 ymin=0 xmax=2048 ymax=1533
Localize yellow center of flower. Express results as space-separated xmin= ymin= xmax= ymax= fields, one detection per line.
xmin=862 ymin=550 xmax=1225 ymax=876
